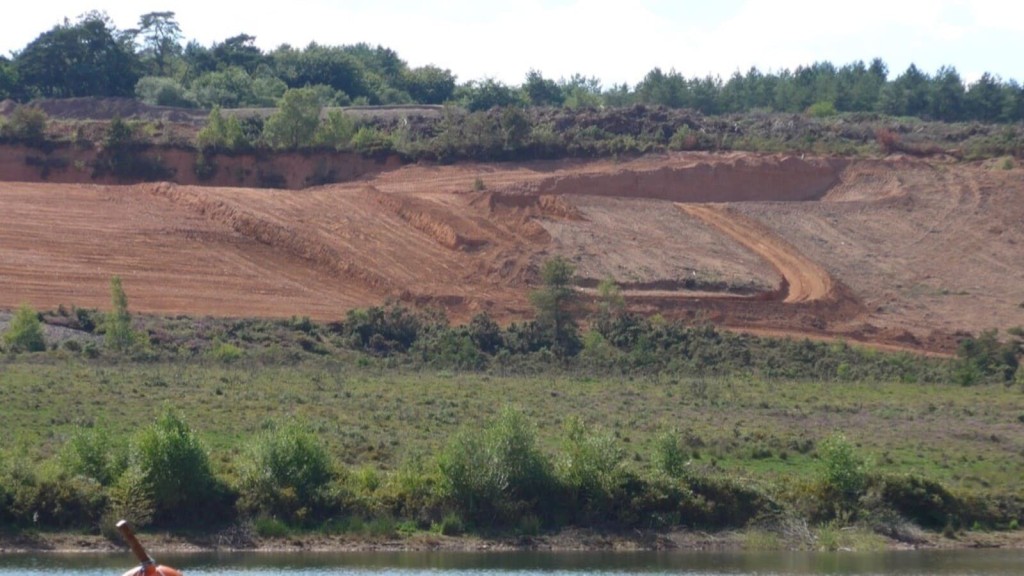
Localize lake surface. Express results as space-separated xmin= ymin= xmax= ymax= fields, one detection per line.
xmin=1 ymin=550 xmax=1022 ymax=576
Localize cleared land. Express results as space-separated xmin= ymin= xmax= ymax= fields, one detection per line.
xmin=1 ymin=151 xmax=1022 ymax=352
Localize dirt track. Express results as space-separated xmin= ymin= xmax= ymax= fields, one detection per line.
xmin=678 ymin=204 xmax=833 ymax=304
xmin=1 ymin=150 xmax=1022 ymax=353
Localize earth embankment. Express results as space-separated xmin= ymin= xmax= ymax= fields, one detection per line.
xmin=1 ymin=151 xmax=1021 ymax=352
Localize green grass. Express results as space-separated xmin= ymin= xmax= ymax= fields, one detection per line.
xmin=1 ymin=358 xmax=1022 ymax=494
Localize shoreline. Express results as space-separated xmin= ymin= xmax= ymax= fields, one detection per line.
xmin=3 ymin=528 xmax=1024 ymax=555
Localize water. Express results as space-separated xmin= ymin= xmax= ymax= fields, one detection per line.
xmin=1 ymin=550 xmax=1022 ymax=576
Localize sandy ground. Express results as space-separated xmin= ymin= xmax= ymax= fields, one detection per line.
xmin=1 ymin=151 xmax=1022 ymax=353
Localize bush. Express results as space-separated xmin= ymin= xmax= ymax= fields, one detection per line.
xmin=0 ymin=105 xmax=47 ymax=145
xmin=438 ymin=407 xmax=555 ymax=525
xmin=129 ymin=411 xmax=229 ymax=525
xmin=872 ymin=474 xmax=960 ymax=530
xmin=135 ymin=76 xmax=194 ymax=107
xmin=556 ymin=417 xmax=623 ymax=519
xmin=653 ymin=428 xmax=690 ymax=479
xmin=340 ymin=304 xmax=423 ymax=355
xmin=807 ymin=101 xmax=838 ymax=118
xmin=315 ymin=110 xmax=357 ymax=149
xmin=196 ymin=106 xmax=248 ymax=151
xmin=58 ymin=427 xmax=127 ymax=486
xmin=3 ymin=304 xmax=46 ymax=352
xmin=236 ymin=423 xmax=335 ymax=524
xmin=819 ymin=433 xmax=868 ymax=506
xmin=208 ymin=340 xmax=243 ymax=363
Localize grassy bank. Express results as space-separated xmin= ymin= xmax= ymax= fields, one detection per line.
xmin=2 ymin=356 xmax=1022 ymax=542
xmin=2 ymin=296 xmax=1022 ymax=545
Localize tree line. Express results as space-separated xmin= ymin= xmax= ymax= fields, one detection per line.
xmin=1 ymin=11 xmax=1023 ymax=123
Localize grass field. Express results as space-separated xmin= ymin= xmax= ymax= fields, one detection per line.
xmin=2 ymin=358 xmax=1022 ymax=495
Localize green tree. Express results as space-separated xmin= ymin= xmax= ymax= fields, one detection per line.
xmin=3 ymin=304 xmax=46 ymax=352
xmin=928 ymin=65 xmax=965 ymax=121
xmin=878 ymin=64 xmax=930 ymax=117
xmin=105 ymin=276 xmax=135 ymax=351
xmin=196 ymin=106 xmax=247 ymax=150
xmin=965 ymin=72 xmax=1005 ymax=122
xmin=314 ymin=109 xmax=357 ymax=149
xmin=523 ymin=69 xmax=564 ymax=107
xmin=460 ymin=78 xmax=522 ymax=111
xmin=272 ymin=43 xmax=369 ymax=99
xmin=403 ymin=65 xmax=456 ymax=104
xmin=14 ymin=13 xmax=140 ymax=98
xmin=136 ymin=11 xmax=183 ymax=76
xmin=188 ymin=67 xmax=255 ymax=108
xmin=592 ymin=277 xmax=625 ymax=334
xmin=529 ymin=256 xmax=581 ymax=356
xmin=0 ymin=56 xmax=18 ymax=100
xmin=263 ymin=87 xmax=322 ymax=149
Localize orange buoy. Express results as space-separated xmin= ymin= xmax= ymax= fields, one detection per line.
xmin=116 ymin=520 xmax=184 ymax=576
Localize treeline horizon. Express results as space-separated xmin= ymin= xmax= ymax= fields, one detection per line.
xmin=1 ymin=11 xmax=1023 ymax=123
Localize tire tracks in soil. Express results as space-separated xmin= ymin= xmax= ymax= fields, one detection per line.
xmin=676 ymin=203 xmax=834 ymax=304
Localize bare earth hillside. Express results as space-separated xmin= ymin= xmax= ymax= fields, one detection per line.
xmin=1 ymin=152 xmax=1021 ymax=353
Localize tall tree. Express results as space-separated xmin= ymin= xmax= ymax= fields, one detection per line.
xmin=966 ymin=72 xmax=1005 ymax=122
xmin=403 ymin=65 xmax=456 ymax=104
xmin=529 ymin=256 xmax=581 ymax=357
xmin=105 ymin=275 xmax=136 ymax=352
xmin=878 ymin=64 xmax=930 ymax=117
xmin=15 ymin=13 xmax=140 ymax=98
xmin=137 ymin=11 xmax=183 ymax=76
xmin=523 ymin=69 xmax=564 ymax=107
xmin=262 ymin=87 xmax=322 ymax=149
xmin=929 ymin=65 xmax=965 ymax=121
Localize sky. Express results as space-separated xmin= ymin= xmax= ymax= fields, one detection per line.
xmin=2 ymin=0 xmax=1022 ymax=88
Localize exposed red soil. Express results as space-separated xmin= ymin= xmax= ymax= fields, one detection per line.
xmin=1 ymin=149 xmax=1022 ymax=353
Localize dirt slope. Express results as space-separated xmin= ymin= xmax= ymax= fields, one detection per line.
xmin=1 ymin=151 xmax=1021 ymax=352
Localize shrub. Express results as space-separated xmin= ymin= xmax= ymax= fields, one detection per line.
xmin=438 ymin=407 xmax=554 ymax=525
xmin=807 ymin=101 xmax=838 ymax=118
xmin=556 ymin=417 xmax=623 ymax=518
xmin=872 ymin=474 xmax=960 ymax=530
xmin=104 ymin=465 xmax=155 ymax=529
xmin=208 ymin=340 xmax=243 ymax=363
xmin=196 ymin=106 xmax=247 ymax=151
xmin=350 ymin=126 xmax=393 ymax=155
xmin=653 ymin=428 xmax=690 ymax=479
xmin=94 ymin=117 xmax=172 ymax=180
xmin=819 ymin=433 xmax=868 ymax=506
xmin=236 ymin=423 xmax=335 ymax=524
xmin=3 ymin=304 xmax=46 ymax=352
xmin=314 ymin=110 xmax=357 ymax=149
xmin=135 ymin=76 xmax=194 ymax=107
xmin=340 ymin=304 xmax=423 ymax=355
xmin=58 ymin=427 xmax=127 ymax=486
xmin=0 ymin=105 xmax=47 ymax=145
xmin=956 ymin=329 xmax=1019 ymax=383
xmin=129 ymin=411 xmax=227 ymax=525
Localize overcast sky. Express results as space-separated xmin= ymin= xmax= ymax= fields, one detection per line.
xmin=2 ymin=0 xmax=1022 ymax=87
